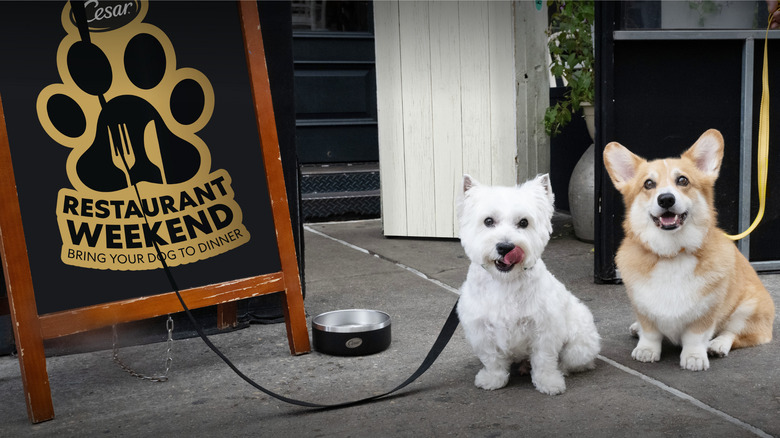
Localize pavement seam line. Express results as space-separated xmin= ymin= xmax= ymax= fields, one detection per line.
xmin=304 ymin=225 xmax=462 ymax=295
xmin=305 ymin=226 xmax=772 ymax=437
xmin=597 ymin=355 xmax=773 ymax=438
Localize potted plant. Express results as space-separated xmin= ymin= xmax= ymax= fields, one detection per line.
xmin=544 ymin=0 xmax=595 ymax=138
xmin=545 ymin=0 xmax=596 ymax=242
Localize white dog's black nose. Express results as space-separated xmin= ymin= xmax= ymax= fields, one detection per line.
xmin=657 ymin=193 xmax=675 ymax=209
xmin=496 ymin=242 xmax=515 ymax=256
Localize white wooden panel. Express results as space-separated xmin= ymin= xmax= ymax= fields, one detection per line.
xmin=514 ymin=1 xmax=551 ymax=182
xmin=514 ymin=2 xmax=532 ymax=182
xmin=398 ymin=1 xmax=435 ymax=236
xmin=458 ymin=1 xmax=492 ymax=185
xmin=488 ymin=1 xmax=518 ymax=187
xmin=429 ymin=1 xmax=463 ymax=237
xmin=374 ymin=0 xmax=407 ymax=236
xmin=376 ymin=0 xmax=546 ymax=238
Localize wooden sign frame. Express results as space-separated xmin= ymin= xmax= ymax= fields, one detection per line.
xmin=0 ymin=1 xmax=310 ymax=424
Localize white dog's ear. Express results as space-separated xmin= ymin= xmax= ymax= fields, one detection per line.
xmin=530 ymin=174 xmax=555 ymax=233
xmin=683 ymin=129 xmax=724 ymax=178
xmin=535 ymin=173 xmax=555 ymax=206
xmin=463 ymin=174 xmax=479 ymax=194
xmin=457 ymin=174 xmax=476 ymax=221
xmin=603 ymin=142 xmax=644 ymax=191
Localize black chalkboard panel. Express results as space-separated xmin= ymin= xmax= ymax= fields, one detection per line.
xmin=0 ymin=1 xmax=282 ymax=314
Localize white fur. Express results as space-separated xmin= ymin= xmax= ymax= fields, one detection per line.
xmin=631 ymin=255 xmax=719 ymax=342
xmin=456 ymin=175 xmax=601 ymax=395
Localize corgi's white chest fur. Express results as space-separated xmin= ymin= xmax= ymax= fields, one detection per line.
xmin=629 ymin=253 xmax=720 ymax=344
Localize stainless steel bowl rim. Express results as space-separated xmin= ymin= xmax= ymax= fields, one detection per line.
xmin=312 ymin=309 xmax=391 ymax=333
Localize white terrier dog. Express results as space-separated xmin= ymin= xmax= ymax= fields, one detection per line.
xmin=456 ymin=174 xmax=600 ymax=395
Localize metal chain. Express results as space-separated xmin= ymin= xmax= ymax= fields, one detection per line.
xmin=111 ymin=316 xmax=174 ymax=382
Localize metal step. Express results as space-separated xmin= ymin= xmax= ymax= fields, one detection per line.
xmin=300 ymin=163 xmax=380 ymax=222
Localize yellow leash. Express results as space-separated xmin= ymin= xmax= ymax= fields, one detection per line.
xmin=726 ymin=12 xmax=775 ymax=241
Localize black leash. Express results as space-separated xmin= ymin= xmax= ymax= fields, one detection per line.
xmin=148 ymin=207 xmax=460 ymax=408
xmin=71 ymin=0 xmax=460 ymax=410
xmin=152 ymin=201 xmax=459 ymax=408
xmin=168 ymin=275 xmax=460 ymax=409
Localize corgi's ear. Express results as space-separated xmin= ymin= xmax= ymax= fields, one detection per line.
xmin=683 ymin=129 xmax=724 ymax=178
xmin=535 ymin=173 xmax=555 ymax=206
xmin=603 ymin=142 xmax=644 ymax=190
xmin=463 ymin=174 xmax=478 ymax=194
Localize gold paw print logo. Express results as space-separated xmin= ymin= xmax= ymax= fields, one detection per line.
xmin=37 ymin=0 xmax=250 ymax=271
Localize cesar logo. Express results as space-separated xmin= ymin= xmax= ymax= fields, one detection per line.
xmin=70 ymin=0 xmax=140 ymax=32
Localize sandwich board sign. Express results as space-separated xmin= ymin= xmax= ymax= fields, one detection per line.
xmin=0 ymin=0 xmax=310 ymax=423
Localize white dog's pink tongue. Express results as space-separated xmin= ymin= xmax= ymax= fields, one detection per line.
xmin=503 ymin=246 xmax=524 ymax=265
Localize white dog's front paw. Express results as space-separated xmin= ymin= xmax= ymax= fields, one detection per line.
xmin=474 ymin=368 xmax=509 ymax=390
xmin=680 ymin=351 xmax=710 ymax=371
xmin=532 ymin=370 xmax=566 ymax=395
xmin=631 ymin=345 xmax=661 ymax=363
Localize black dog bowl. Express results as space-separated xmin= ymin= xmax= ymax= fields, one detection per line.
xmin=312 ymin=309 xmax=391 ymax=356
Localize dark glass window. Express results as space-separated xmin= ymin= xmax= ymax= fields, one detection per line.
xmin=292 ymin=1 xmax=372 ymax=32
xmin=619 ymin=1 xmax=767 ymax=30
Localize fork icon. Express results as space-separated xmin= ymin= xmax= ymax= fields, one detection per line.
xmin=108 ymin=124 xmax=136 ymax=187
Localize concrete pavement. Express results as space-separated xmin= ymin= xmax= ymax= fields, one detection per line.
xmin=1 ymin=216 xmax=779 ymax=437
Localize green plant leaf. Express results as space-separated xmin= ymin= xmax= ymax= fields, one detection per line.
xmin=546 ymin=0 xmax=594 ymax=137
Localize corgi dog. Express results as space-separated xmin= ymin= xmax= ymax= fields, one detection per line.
xmin=603 ymin=129 xmax=774 ymax=371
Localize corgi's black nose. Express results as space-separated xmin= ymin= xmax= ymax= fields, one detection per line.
xmin=496 ymin=242 xmax=515 ymax=256
xmin=657 ymin=193 xmax=676 ymax=209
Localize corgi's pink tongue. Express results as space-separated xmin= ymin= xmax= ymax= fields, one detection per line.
xmin=659 ymin=212 xmax=678 ymax=227
xmin=502 ymin=246 xmax=524 ymax=265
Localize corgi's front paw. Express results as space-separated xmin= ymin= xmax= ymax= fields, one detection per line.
xmin=680 ymin=350 xmax=710 ymax=371
xmin=631 ymin=344 xmax=661 ymax=363
xmin=629 ymin=322 xmax=640 ymax=338
xmin=474 ymin=368 xmax=509 ymax=390
xmin=707 ymin=336 xmax=733 ymax=357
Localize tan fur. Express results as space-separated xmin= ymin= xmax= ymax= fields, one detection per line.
xmin=604 ymin=129 xmax=774 ymax=369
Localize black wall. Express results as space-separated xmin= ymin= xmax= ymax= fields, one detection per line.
xmin=594 ymin=2 xmax=778 ymax=282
